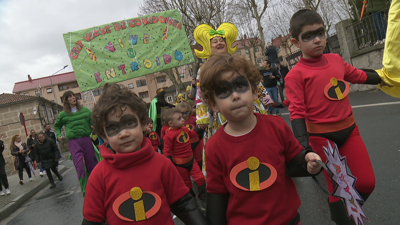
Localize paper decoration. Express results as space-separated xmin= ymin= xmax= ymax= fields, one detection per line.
xmin=323 ymin=141 xmax=369 ymax=225
xmin=63 ymin=9 xmax=195 ymax=91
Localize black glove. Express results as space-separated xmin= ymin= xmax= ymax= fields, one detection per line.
xmin=361 ymin=69 xmax=381 ymax=84
xmin=291 ymin=119 xmax=309 ymax=148
xmin=170 ymin=193 xmax=210 ymax=225
xmin=206 ymin=193 xmax=229 ymax=225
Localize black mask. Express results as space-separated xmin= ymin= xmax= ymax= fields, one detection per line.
xmin=105 ymin=114 xmax=139 ymax=137
xmin=215 ymin=76 xmax=250 ymax=99
xmin=300 ymin=27 xmax=326 ymax=42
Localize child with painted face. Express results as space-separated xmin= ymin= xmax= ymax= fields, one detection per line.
xmin=82 ymin=84 xmax=209 ymax=225
xmin=162 ymin=108 xmax=207 ymax=210
xmin=200 ymin=53 xmax=322 ymax=225
xmin=286 ymin=9 xmax=390 ymax=225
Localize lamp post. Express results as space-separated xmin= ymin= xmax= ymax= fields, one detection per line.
xmin=50 ymin=65 xmax=68 ymax=104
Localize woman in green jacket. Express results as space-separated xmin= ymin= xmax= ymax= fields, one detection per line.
xmin=54 ymin=91 xmax=98 ymax=195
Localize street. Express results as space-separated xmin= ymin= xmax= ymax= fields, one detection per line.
xmin=2 ymin=89 xmax=400 ymax=225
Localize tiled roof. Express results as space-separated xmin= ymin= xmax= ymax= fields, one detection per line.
xmin=233 ymin=38 xmax=262 ymax=48
xmin=13 ymin=71 xmax=77 ymax=93
xmin=271 ymin=33 xmax=292 ymax=47
xmin=0 ymin=93 xmax=38 ymax=106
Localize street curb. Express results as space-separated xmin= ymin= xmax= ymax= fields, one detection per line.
xmin=0 ymin=165 xmax=67 ymax=221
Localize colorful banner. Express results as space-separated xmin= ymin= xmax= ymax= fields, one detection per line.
xmin=63 ymin=9 xmax=194 ymax=92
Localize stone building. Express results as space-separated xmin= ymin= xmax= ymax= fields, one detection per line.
xmin=0 ymin=93 xmax=63 ymax=170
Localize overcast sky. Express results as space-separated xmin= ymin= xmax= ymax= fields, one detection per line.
xmin=0 ymin=0 xmax=144 ymax=94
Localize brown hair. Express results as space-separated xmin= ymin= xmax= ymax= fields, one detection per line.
xmin=200 ymin=53 xmax=261 ymax=104
xmin=62 ymin=91 xmax=82 ymax=114
xmin=91 ymin=83 xmax=148 ymax=138
xmin=10 ymin=134 xmax=20 ymax=150
xmin=290 ymin=9 xmax=324 ymax=40
xmin=162 ymin=108 xmax=181 ymax=124
xmin=176 ymin=102 xmax=191 ymax=112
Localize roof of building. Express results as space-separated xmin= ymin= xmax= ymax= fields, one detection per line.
xmin=0 ymin=93 xmax=39 ymax=106
xmin=271 ymin=33 xmax=292 ymax=47
xmin=13 ymin=71 xmax=77 ymax=93
xmin=233 ymin=38 xmax=262 ymax=48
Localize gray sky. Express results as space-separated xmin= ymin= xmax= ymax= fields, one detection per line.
xmin=0 ymin=0 xmax=144 ymax=94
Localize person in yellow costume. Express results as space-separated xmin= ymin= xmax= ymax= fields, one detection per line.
xmin=193 ymin=23 xmax=267 ymax=176
xmin=375 ymin=0 xmax=400 ymax=97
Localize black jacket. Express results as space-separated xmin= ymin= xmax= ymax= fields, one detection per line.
xmin=0 ymin=140 xmax=5 ymax=166
xmin=265 ymin=46 xmax=278 ymax=63
xmin=34 ymin=138 xmax=59 ymax=169
xmin=278 ymin=65 xmax=289 ymax=87
xmin=260 ymin=68 xmax=281 ymax=87
xmin=27 ymin=136 xmax=37 ymax=161
xmin=44 ymin=130 xmax=57 ymax=142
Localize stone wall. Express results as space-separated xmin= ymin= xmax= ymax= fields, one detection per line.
xmin=0 ymin=99 xmax=65 ymax=170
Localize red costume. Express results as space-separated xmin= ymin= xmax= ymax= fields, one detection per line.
xmin=83 ymin=138 xmax=189 ymax=224
xmin=163 ymin=126 xmax=204 ymax=189
xmin=285 ymin=54 xmax=375 ymax=203
xmin=147 ymin=131 xmax=160 ymax=151
xmin=206 ymin=113 xmax=304 ymax=225
xmin=160 ymin=125 xmax=171 ymax=139
xmin=184 ymin=118 xmax=203 ymax=168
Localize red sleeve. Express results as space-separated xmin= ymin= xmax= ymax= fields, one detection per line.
xmin=162 ymin=159 xmax=190 ymax=205
xmin=281 ymin=119 xmax=303 ymax=164
xmin=187 ymin=127 xmax=199 ymax=143
xmin=205 ymin=139 xmax=229 ymax=194
xmin=163 ymin=132 xmax=173 ymax=157
xmin=343 ymin=60 xmax=367 ymax=84
xmin=285 ymin=72 xmax=306 ymax=121
xmin=83 ymin=166 xmax=106 ymax=222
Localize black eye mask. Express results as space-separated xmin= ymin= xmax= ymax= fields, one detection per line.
xmin=105 ymin=114 xmax=139 ymax=137
xmin=300 ymin=27 xmax=326 ymax=42
xmin=215 ymin=76 xmax=250 ymax=99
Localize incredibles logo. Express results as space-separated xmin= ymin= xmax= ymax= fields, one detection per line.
xmin=149 ymin=132 xmax=157 ymax=140
xmin=230 ymin=157 xmax=277 ymax=191
xmin=176 ymin=131 xmax=189 ymax=143
xmin=324 ymin=77 xmax=349 ymax=101
xmin=113 ymin=187 xmax=161 ymax=222
xmin=186 ymin=124 xmax=194 ymax=130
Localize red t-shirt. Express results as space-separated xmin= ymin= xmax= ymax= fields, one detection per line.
xmin=160 ymin=125 xmax=171 ymax=140
xmin=206 ymin=113 xmax=303 ymax=225
xmin=83 ymin=138 xmax=189 ymax=224
xmin=285 ymin=54 xmax=367 ymax=123
xmin=147 ymin=131 xmax=160 ymax=151
xmin=163 ymin=126 xmax=198 ymax=158
xmin=185 ymin=115 xmax=197 ymax=127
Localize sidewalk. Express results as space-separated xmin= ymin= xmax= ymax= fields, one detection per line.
xmin=0 ymin=152 xmax=70 ymax=220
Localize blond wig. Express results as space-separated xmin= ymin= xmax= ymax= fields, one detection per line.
xmin=194 ymin=23 xmax=238 ymax=59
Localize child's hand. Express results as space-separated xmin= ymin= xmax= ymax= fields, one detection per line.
xmin=305 ymin=152 xmax=322 ymax=174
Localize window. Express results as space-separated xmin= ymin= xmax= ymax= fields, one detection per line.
xmin=179 ymin=74 xmax=184 ymax=79
xmin=47 ymin=109 xmax=54 ymax=119
xmin=23 ymin=93 xmax=29 ymax=96
xmin=47 ymin=88 xmax=52 ymax=93
xmin=136 ymin=79 xmax=147 ymax=87
xmin=139 ymin=91 xmax=149 ymax=99
xmin=245 ymin=49 xmax=250 ymax=54
xmin=59 ymin=85 xmax=67 ymax=91
xmin=157 ymin=76 xmax=166 ymax=83
xmin=35 ymin=90 xmax=41 ymax=96
xmin=257 ymin=58 xmax=262 ymax=63
xmin=167 ymin=95 xmax=173 ymax=103
xmin=237 ymin=51 xmax=241 ymax=55
xmin=255 ymin=47 xmax=259 ymax=52
xmin=128 ymin=83 xmax=134 ymax=89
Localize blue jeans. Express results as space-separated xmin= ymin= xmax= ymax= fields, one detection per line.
xmin=265 ymin=86 xmax=279 ymax=114
xmin=372 ymin=12 xmax=387 ymax=41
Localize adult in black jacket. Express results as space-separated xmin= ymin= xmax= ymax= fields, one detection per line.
xmin=0 ymin=140 xmax=11 ymax=195
xmin=27 ymin=129 xmax=37 ymax=163
xmin=34 ymin=132 xmax=63 ymax=189
xmin=265 ymin=45 xmax=278 ymax=68
xmin=275 ymin=61 xmax=290 ymax=101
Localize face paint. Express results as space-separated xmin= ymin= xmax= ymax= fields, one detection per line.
xmin=300 ymin=27 xmax=326 ymax=42
xmin=105 ymin=114 xmax=139 ymax=137
xmin=215 ymin=76 xmax=250 ymax=99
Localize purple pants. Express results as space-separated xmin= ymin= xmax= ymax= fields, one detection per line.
xmin=69 ymin=136 xmax=98 ymax=179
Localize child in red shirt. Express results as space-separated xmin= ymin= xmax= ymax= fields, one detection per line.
xmin=199 ymin=54 xmax=322 ymax=225
xmin=146 ymin=118 xmax=160 ymax=152
xmin=162 ymin=108 xmax=207 ymax=210
xmin=82 ymin=84 xmax=209 ymax=225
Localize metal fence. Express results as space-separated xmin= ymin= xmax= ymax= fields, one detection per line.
xmin=350 ymin=7 xmax=389 ymax=50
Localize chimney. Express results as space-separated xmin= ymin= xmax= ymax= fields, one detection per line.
xmin=28 ymin=74 xmax=32 ymax=82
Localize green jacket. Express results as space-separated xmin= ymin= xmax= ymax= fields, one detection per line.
xmin=54 ymin=107 xmax=93 ymax=140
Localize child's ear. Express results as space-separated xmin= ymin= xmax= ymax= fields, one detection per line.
xmin=208 ymin=99 xmax=220 ymax=113
xmin=168 ymin=121 xmax=173 ymax=126
xmin=291 ymin=38 xmax=300 ymax=48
